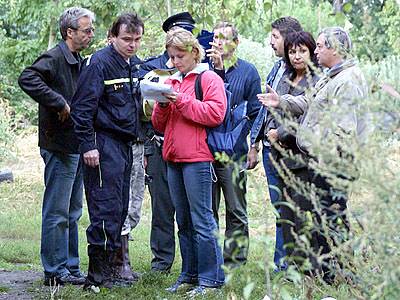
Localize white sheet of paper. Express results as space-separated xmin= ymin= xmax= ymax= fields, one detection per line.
xmin=141 ymin=80 xmax=174 ymax=103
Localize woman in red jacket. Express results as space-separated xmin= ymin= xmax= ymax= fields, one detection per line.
xmin=152 ymin=27 xmax=226 ymax=296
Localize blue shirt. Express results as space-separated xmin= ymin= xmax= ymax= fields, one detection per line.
xmin=224 ymin=58 xmax=262 ymax=158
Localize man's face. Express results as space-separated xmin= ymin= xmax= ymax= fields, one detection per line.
xmin=213 ymin=26 xmax=238 ymax=59
xmin=315 ymin=33 xmax=336 ymax=68
xmin=70 ymin=16 xmax=94 ymax=52
xmin=270 ymin=28 xmax=284 ymax=57
xmin=113 ymin=24 xmax=143 ymax=61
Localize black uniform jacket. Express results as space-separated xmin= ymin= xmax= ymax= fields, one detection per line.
xmin=71 ymin=45 xmax=142 ymax=154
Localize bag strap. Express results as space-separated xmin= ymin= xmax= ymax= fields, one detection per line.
xmin=194 ymin=71 xmax=207 ymax=101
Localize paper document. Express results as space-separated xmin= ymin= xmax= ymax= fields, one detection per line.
xmin=141 ymin=80 xmax=174 ymax=103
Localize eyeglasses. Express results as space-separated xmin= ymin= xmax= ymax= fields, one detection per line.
xmin=72 ymin=27 xmax=95 ymax=35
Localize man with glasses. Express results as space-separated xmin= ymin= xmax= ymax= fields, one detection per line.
xmin=18 ymin=7 xmax=95 ymax=286
xmin=260 ymin=26 xmax=370 ymax=283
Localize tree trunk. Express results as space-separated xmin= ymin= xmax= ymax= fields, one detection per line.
xmin=47 ymin=23 xmax=56 ymax=50
xmin=47 ymin=0 xmax=58 ymax=50
xmin=166 ymin=0 xmax=172 ymax=16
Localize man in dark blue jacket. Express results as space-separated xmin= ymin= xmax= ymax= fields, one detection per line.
xmin=207 ymin=21 xmax=262 ymax=268
xmin=18 ymin=7 xmax=94 ymax=286
xmin=71 ymin=12 xmax=144 ymax=290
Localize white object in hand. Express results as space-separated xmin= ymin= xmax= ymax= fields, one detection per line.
xmin=141 ymin=80 xmax=174 ymax=103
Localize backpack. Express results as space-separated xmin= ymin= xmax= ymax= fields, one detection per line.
xmin=195 ymin=71 xmax=249 ymax=157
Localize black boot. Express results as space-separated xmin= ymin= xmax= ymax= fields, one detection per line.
xmin=84 ymin=245 xmax=113 ymax=291
xmin=113 ymin=235 xmax=140 ymax=283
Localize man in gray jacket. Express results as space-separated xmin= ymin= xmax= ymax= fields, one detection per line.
xmin=260 ymin=27 xmax=370 ymax=283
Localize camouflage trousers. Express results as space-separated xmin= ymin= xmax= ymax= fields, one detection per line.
xmin=121 ymin=143 xmax=145 ymax=236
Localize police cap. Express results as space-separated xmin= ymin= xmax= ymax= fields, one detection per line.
xmin=162 ymin=12 xmax=195 ymax=33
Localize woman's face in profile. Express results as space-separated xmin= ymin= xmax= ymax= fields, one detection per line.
xmin=167 ymin=46 xmax=198 ymax=74
xmin=288 ymin=44 xmax=311 ymax=72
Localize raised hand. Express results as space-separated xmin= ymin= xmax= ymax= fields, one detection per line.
xmin=206 ymin=41 xmax=224 ymax=70
xmin=257 ymin=84 xmax=280 ymax=108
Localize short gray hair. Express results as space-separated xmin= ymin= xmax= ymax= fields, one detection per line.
xmin=320 ymin=26 xmax=352 ymax=58
xmin=59 ymin=7 xmax=95 ymax=40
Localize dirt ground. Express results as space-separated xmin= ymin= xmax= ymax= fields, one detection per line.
xmin=0 ymin=269 xmax=43 ymax=299
xmin=0 ymin=133 xmax=51 ymax=299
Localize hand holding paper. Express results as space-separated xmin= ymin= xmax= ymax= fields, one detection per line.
xmin=141 ymin=80 xmax=175 ymax=103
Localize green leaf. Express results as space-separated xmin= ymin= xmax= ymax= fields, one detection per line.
xmin=342 ymin=2 xmax=353 ymax=14
xmin=192 ymin=26 xmax=200 ymax=37
xmin=263 ymin=1 xmax=272 ymax=12
xmin=243 ymin=282 xmax=255 ymax=300
xmin=334 ymin=12 xmax=346 ymax=26
xmin=280 ymin=286 xmax=293 ymax=300
xmin=285 ymin=267 xmax=302 ymax=284
xmin=205 ymin=15 xmax=214 ymax=27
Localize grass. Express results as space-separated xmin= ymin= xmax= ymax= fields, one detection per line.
xmin=0 ymin=129 xmax=360 ymax=299
xmin=0 ymin=285 xmax=10 ymax=293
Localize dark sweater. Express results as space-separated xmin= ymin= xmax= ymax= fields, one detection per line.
xmin=18 ymin=40 xmax=82 ymax=153
xmin=225 ymin=58 xmax=262 ymax=158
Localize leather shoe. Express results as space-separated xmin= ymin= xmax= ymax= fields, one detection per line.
xmin=186 ymin=285 xmax=222 ymax=298
xmin=44 ymin=273 xmax=86 ymax=286
xmin=166 ymin=280 xmax=196 ymax=293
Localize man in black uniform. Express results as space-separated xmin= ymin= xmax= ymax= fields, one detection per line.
xmin=71 ymin=12 xmax=144 ymax=290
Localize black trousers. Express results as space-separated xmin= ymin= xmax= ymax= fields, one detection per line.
xmin=212 ymin=161 xmax=249 ymax=266
xmin=83 ymin=132 xmax=132 ymax=251
xmin=146 ymin=142 xmax=175 ymax=271
xmin=281 ymin=166 xmax=350 ymax=279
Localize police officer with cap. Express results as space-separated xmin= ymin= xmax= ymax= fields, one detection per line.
xmin=162 ymin=12 xmax=195 ymax=32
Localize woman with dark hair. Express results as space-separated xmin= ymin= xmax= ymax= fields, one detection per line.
xmin=283 ymin=31 xmax=319 ymax=94
xmin=259 ymin=31 xmax=321 ymax=273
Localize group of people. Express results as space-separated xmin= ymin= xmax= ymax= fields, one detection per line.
xmin=18 ymin=5 xmax=369 ymax=296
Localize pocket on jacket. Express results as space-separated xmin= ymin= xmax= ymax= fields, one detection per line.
xmin=105 ymin=85 xmax=127 ymax=106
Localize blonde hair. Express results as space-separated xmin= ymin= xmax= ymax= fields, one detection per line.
xmin=165 ymin=27 xmax=204 ymax=63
